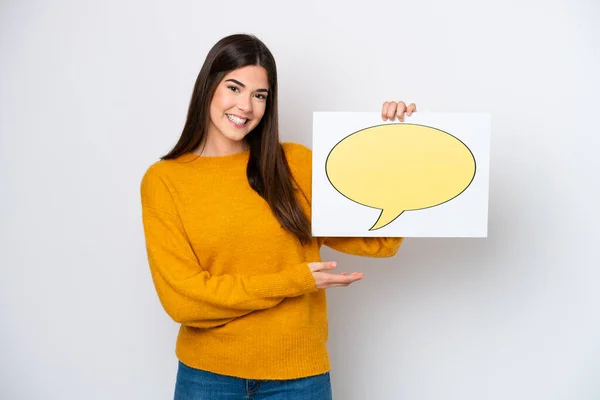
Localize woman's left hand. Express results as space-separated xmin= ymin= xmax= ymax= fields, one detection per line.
xmin=381 ymin=101 xmax=417 ymax=122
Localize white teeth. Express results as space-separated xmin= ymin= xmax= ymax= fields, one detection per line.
xmin=227 ymin=114 xmax=247 ymax=125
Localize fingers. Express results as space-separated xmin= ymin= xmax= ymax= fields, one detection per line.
xmin=328 ymin=272 xmax=364 ymax=287
xmin=313 ymin=271 xmax=364 ymax=289
xmin=308 ymin=262 xmax=365 ymax=289
xmin=382 ymin=101 xmax=417 ymax=122
xmin=308 ymin=261 xmax=337 ymax=272
xmin=382 ymin=101 xmax=399 ymax=121
xmin=381 ymin=102 xmax=390 ymax=121
xmin=395 ymin=101 xmax=407 ymax=122
xmin=387 ymin=102 xmax=397 ymax=121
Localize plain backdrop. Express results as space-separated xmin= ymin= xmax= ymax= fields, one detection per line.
xmin=1 ymin=1 xmax=598 ymax=399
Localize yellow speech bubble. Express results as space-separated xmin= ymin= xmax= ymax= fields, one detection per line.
xmin=326 ymin=124 xmax=476 ymax=231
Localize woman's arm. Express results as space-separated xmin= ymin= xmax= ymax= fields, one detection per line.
xmin=141 ymin=169 xmax=317 ymax=328
xmin=319 ymin=236 xmax=403 ymax=258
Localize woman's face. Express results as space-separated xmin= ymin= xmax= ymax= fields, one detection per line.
xmin=207 ymin=65 xmax=270 ymax=149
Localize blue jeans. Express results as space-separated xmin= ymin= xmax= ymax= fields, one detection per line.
xmin=174 ymin=361 xmax=332 ymax=400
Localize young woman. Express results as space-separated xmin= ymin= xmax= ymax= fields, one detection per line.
xmin=141 ymin=33 xmax=416 ymax=399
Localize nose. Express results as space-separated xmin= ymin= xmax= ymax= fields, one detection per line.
xmin=237 ymin=95 xmax=253 ymax=113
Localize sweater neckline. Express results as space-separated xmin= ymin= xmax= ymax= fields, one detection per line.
xmin=176 ymin=149 xmax=251 ymax=166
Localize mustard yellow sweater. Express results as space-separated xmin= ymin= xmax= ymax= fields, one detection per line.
xmin=140 ymin=142 xmax=402 ymax=380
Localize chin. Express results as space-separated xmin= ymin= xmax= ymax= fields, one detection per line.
xmin=227 ymin=135 xmax=249 ymax=143
xmin=227 ymin=127 xmax=257 ymax=141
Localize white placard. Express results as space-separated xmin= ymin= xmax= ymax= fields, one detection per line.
xmin=312 ymin=112 xmax=491 ymax=237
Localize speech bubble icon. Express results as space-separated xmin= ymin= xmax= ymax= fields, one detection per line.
xmin=326 ymin=123 xmax=476 ymax=231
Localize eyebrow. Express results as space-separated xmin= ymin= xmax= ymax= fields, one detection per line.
xmin=225 ymin=79 xmax=269 ymax=93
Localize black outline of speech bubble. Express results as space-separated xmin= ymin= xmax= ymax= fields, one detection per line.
xmin=325 ymin=123 xmax=477 ymax=231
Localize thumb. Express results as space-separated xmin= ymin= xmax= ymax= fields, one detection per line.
xmin=309 ymin=261 xmax=337 ymax=272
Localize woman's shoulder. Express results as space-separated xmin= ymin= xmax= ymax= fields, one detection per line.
xmin=140 ymin=154 xmax=195 ymax=192
xmin=140 ymin=160 xmax=170 ymax=194
xmin=281 ymin=142 xmax=312 ymax=194
xmin=143 ymin=153 xmax=196 ymax=176
xmin=281 ymin=142 xmax=312 ymax=166
xmin=142 ymin=159 xmax=174 ymax=181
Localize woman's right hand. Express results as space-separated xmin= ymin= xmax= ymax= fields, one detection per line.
xmin=308 ymin=261 xmax=364 ymax=289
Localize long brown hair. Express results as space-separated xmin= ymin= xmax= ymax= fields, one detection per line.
xmin=162 ymin=34 xmax=312 ymax=244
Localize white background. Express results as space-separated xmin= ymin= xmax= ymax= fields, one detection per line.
xmin=1 ymin=0 xmax=599 ymax=399
xmin=312 ymin=112 xmax=491 ymax=237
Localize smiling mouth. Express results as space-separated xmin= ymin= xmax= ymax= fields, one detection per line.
xmin=226 ymin=114 xmax=249 ymax=127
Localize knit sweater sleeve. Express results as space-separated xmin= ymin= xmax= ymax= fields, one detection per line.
xmin=285 ymin=142 xmax=404 ymax=258
xmin=321 ymin=236 xmax=403 ymax=257
xmin=140 ymin=166 xmax=317 ymax=328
